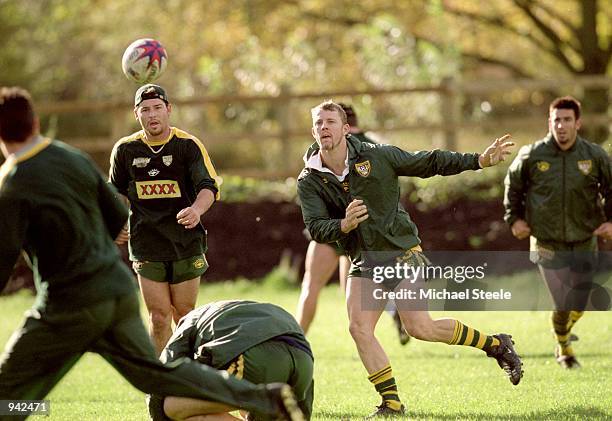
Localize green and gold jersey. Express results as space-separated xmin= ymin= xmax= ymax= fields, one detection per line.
xmin=160 ymin=300 xmax=312 ymax=369
xmin=0 ymin=138 xmax=135 ymax=312
xmin=109 ymin=127 xmax=220 ymax=261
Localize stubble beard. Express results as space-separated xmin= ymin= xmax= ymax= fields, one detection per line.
xmin=554 ymin=130 xmax=577 ymax=150
xmin=320 ymin=135 xmax=341 ymax=152
xmin=147 ymin=126 xmax=163 ymax=137
xmin=145 ymin=121 xmax=166 ymax=138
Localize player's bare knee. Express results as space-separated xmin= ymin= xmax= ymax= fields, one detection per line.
xmin=150 ymin=308 xmax=172 ymax=331
xmin=349 ymin=320 xmax=374 ymax=342
xmin=300 ymin=275 xmax=313 ymax=291
xmin=300 ymin=283 xmax=322 ymax=300
xmin=174 ymin=303 xmax=195 ymax=320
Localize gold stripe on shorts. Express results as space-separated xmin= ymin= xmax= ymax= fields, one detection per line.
xmin=225 ymin=354 xmax=244 ymax=380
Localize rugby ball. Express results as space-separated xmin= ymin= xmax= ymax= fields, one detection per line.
xmin=121 ymin=38 xmax=168 ymax=83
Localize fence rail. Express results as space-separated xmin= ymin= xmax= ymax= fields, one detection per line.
xmin=36 ymin=76 xmax=611 ymax=177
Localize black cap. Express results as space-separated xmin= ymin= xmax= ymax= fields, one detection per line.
xmin=134 ymin=84 xmax=169 ymax=107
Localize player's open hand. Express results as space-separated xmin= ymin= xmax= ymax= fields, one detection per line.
xmin=594 ymin=222 xmax=612 ymax=241
xmin=177 ymin=207 xmax=201 ymax=229
xmin=479 ymin=134 xmax=515 ymax=168
xmin=341 ymin=199 xmax=368 ymax=233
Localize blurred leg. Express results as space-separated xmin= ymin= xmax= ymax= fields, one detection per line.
xmin=296 ymin=241 xmax=339 ymax=333
xmin=338 ymin=256 xmax=351 ymax=295
xmin=0 ymin=303 xmax=114 ymax=407
xmin=92 ymin=293 xmax=281 ymax=417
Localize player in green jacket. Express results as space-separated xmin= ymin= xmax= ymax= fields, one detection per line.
xmin=110 ymin=84 xmax=219 ymax=355
xmin=0 ymin=87 xmax=302 ymax=421
xmin=298 ymin=100 xmax=521 ymax=418
xmin=504 ymin=95 xmax=612 ymax=368
xmin=149 ymin=300 xmax=314 ymax=421
xmin=297 ymin=103 xmax=409 ymax=346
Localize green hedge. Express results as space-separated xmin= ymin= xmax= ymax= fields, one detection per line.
xmin=219 ymin=163 xmax=510 ymax=208
xmin=219 ymin=175 xmax=299 ymax=203
xmin=401 ymin=163 xmax=509 ymax=209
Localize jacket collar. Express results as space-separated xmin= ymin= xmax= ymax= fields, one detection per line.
xmin=544 ymin=133 xmax=585 ymax=153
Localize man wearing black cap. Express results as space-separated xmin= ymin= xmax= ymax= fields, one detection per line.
xmin=110 ymin=84 xmax=219 ymax=355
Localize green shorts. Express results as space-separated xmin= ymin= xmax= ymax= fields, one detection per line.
xmin=348 ymin=246 xmax=430 ymax=290
xmin=223 ymin=339 xmax=314 ymax=420
xmin=132 ymin=254 xmax=209 ymax=283
xmin=530 ymin=236 xmax=598 ymax=273
xmin=149 ymin=338 xmax=315 ymax=421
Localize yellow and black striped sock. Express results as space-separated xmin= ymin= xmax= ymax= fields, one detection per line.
xmin=567 ymin=311 xmax=584 ymax=331
xmin=367 ymin=365 xmax=402 ymax=411
xmin=448 ymin=320 xmax=500 ymax=352
xmin=552 ymin=311 xmax=571 ymax=345
xmin=557 ymin=343 xmax=575 ymax=356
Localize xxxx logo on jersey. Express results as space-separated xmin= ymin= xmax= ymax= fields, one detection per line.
xmin=136 ymin=180 xmax=182 ymax=199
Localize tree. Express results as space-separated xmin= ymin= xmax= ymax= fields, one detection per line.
xmin=430 ymin=0 xmax=611 ymax=142
xmin=262 ymin=0 xmax=611 ymax=141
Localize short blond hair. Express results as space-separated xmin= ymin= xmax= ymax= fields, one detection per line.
xmin=310 ymin=100 xmax=347 ymax=124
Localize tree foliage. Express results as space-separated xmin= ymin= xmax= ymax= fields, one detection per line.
xmin=0 ymin=0 xmax=609 ymax=141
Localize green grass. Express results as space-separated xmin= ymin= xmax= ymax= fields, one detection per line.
xmin=1 ymin=276 xmax=611 ymax=420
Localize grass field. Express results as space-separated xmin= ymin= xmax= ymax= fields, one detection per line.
xmin=1 ymin=276 xmax=611 ymax=420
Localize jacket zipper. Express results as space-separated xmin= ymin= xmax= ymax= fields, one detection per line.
xmin=316 ymin=172 xmax=353 ymax=244
xmin=345 ymin=143 xmax=367 ymax=256
xmin=562 ymin=154 xmax=566 ymax=242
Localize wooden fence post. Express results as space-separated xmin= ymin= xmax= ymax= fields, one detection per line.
xmin=440 ymin=76 xmax=457 ymax=151
xmin=277 ymin=84 xmax=292 ymax=172
xmin=109 ymin=107 xmax=130 ymax=147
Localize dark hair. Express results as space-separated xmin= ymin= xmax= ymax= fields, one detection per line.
xmin=310 ymin=100 xmax=348 ymax=125
xmin=550 ymin=96 xmax=581 ymax=120
xmin=338 ymin=103 xmax=358 ymax=127
xmin=0 ymin=87 xmax=36 ymax=143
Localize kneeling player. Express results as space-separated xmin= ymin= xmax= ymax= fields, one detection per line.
xmin=149 ymin=300 xmax=314 ymax=421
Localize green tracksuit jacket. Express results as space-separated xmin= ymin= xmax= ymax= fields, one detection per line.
xmin=504 ymin=135 xmax=612 ymax=243
xmin=0 ymin=138 xmax=134 ymax=311
xmin=160 ymin=300 xmax=314 ymax=420
xmin=297 ymin=135 xmax=482 ymax=266
xmin=161 ymin=300 xmax=312 ymax=368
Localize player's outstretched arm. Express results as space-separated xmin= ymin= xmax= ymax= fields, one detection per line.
xmin=479 ymin=134 xmax=515 ymax=168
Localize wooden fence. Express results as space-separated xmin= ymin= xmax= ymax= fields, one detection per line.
xmin=35 ymin=75 xmax=611 ymax=177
